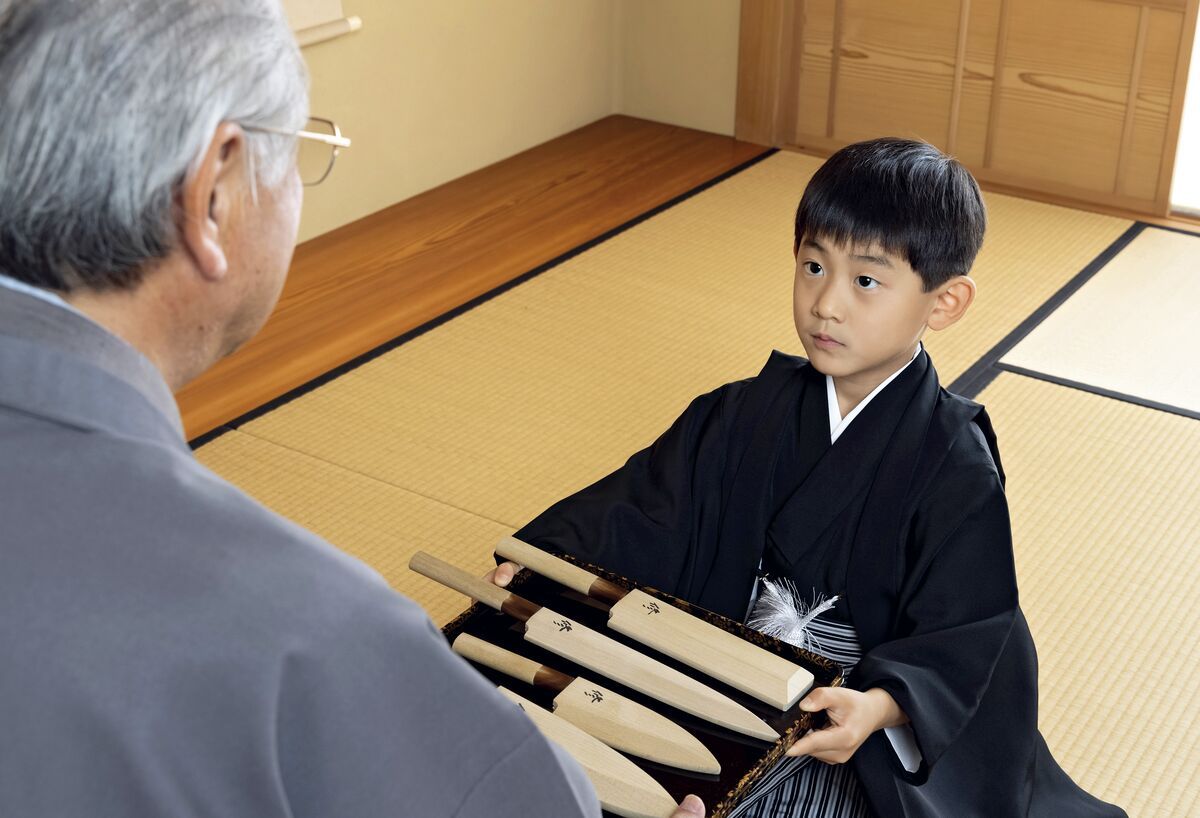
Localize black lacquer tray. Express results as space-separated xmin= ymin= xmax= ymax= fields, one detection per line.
xmin=440 ymin=553 xmax=844 ymax=817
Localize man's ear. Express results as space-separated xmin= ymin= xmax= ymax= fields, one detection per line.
xmin=178 ymin=122 xmax=247 ymax=283
xmin=927 ymin=275 xmax=977 ymax=331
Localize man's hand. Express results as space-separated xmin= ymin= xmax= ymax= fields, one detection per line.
xmin=482 ymin=561 xmax=522 ymax=587
xmin=785 ymin=687 xmax=907 ymax=764
xmin=671 ymin=794 xmax=705 ymax=817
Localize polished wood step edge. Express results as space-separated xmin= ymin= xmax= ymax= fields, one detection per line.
xmin=189 ymin=147 xmax=780 ymax=450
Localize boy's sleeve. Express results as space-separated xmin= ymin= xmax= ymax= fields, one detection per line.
xmin=852 ymin=462 xmax=1018 ymax=781
xmin=515 ymin=379 xmax=750 ymax=596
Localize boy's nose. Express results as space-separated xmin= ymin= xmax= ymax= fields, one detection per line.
xmin=812 ymin=287 xmax=844 ymax=322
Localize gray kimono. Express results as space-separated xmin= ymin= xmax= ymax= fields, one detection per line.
xmin=0 ymin=284 xmax=599 ymax=818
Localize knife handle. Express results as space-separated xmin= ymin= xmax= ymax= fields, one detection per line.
xmin=452 ymin=633 xmax=572 ymax=693
xmin=409 ymin=551 xmax=540 ymax=621
xmin=495 ymin=536 xmax=627 ymax=605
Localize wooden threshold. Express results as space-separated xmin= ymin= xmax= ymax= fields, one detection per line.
xmin=178 ymin=115 xmax=767 ymax=439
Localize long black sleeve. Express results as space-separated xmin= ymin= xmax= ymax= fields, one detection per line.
xmin=853 ymin=463 xmax=1017 ymax=777
xmin=516 ymin=380 xmax=751 ymax=599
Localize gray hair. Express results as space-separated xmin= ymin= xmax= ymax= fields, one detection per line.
xmin=0 ymin=0 xmax=308 ymax=292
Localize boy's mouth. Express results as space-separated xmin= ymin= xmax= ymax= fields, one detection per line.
xmin=811 ymin=332 xmax=844 ymax=350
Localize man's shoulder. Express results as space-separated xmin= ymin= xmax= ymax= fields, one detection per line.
xmin=160 ymin=442 xmax=413 ymax=626
xmin=25 ymin=423 xmax=420 ymax=643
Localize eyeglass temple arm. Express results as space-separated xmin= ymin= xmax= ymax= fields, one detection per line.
xmin=296 ymin=130 xmax=352 ymax=149
xmin=242 ymin=123 xmax=351 ymax=149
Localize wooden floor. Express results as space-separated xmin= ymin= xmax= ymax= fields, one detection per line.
xmin=178 ymin=115 xmax=767 ymax=439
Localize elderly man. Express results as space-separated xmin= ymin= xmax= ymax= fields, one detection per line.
xmin=0 ymin=1 xmax=706 ymax=816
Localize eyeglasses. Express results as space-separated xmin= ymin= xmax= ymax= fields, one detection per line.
xmin=242 ymin=116 xmax=351 ymax=186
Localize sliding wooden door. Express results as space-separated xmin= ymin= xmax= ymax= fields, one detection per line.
xmin=736 ymin=0 xmax=1199 ymax=215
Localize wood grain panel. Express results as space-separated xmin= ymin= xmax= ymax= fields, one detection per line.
xmin=1114 ymin=6 xmax=1153 ymax=193
xmin=1156 ymin=0 xmax=1199 ymax=212
xmin=829 ymin=0 xmax=845 ymax=135
xmin=974 ymin=166 xmax=1160 ymax=210
xmin=833 ymin=0 xmax=962 ymax=146
xmin=990 ymin=0 xmax=1139 ymax=192
xmin=736 ymin=0 xmax=791 ymax=145
xmin=178 ymin=116 xmax=767 ymax=438
xmin=778 ymin=2 xmax=805 ymax=145
xmin=795 ymin=0 xmax=837 ymax=138
xmin=947 ymin=0 xmax=973 ymax=153
xmin=1118 ymin=8 xmax=1180 ymax=199
xmin=1098 ymin=0 xmax=1185 ymax=9
xmin=982 ymin=0 xmax=1010 ymax=168
xmin=957 ymin=0 xmax=1003 ymax=166
xmin=739 ymin=0 xmax=1198 ymax=215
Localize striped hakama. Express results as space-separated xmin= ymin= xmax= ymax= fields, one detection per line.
xmin=731 ymin=615 xmax=874 ymax=818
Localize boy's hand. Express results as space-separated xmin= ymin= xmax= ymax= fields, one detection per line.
xmin=482 ymin=561 xmax=523 ymax=587
xmin=785 ymin=687 xmax=907 ymax=764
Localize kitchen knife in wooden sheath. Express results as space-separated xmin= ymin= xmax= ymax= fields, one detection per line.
xmin=498 ymin=687 xmax=677 ymax=818
xmin=495 ymin=536 xmax=815 ymax=710
xmin=453 ymin=633 xmax=720 ymax=774
xmin=408 ymin=551 xmax=778 ymax=742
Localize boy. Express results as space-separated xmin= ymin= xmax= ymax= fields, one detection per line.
xmin=491 ymin=139 xmax=1124 ymax=817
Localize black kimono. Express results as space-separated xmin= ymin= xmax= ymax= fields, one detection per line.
xmin=516 ymin=349 xmax=1125 ymax=818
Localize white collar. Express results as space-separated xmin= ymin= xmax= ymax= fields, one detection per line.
xmin=826 ymin=343 xmax=923 ymax=444
xmin=0 ymin=273 xmax=84 ymax=317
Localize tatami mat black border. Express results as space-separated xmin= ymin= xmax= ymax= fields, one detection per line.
xmin=947 ymin=221 xmax=1147 ymax=399
xmin=189 ymin=147 xmax=781 ymax=450
xmin=952 ymin=220 xmax=1200 ymax=420
xmin=1142 ymin=221 xmax=1200 ymax=238
xmin=951 ymin=220 xmax=1200 ymax=421
xmin=995 ymin=364 xmax=1200 ymax=421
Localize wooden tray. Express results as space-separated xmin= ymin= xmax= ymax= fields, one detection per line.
xmin=440 ymin=553 xmax=844 ymax=817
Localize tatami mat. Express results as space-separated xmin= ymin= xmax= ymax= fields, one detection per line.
xmin=229 ymin=151 xmax=1132 ymax=530
xmin=977 ymin=373 xmax=1200 ymax=818
xmin=194 ymin=431 xmax=510 ymax=626
xmin=1001 ymin=226 xmax=1200 ymax=416
xmin=192 ymin=148 xmax=1194 ymax=815
xmin=923 ymin=192 xmax=1133 ymax=384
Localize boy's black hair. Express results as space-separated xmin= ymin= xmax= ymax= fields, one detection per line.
xmin=793 ymin=138 xmax=986 ymax=291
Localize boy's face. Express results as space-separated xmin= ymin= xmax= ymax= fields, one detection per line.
xmin=793 ymin=235 xmax=942 ymax=386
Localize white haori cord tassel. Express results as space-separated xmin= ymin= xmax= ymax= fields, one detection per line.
xmin=747 ymin=577 xmax=839 ymax=654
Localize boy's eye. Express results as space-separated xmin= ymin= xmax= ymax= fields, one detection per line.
xmin=804 ymin=261 xmax=823 ymax=276
xmin=856 ymin=275 xmax=879 ymax=290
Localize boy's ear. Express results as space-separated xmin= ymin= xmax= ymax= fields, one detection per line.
xmin=927 ymin=275 xmax=976 ymax=331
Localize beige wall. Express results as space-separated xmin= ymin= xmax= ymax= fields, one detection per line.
xmin=296 ymin=0 xmax=739 ymax=243
xmin=616 ymin=0 xmax=739 ymax=138
xmin=298 ymin=0 xmax=619 ymax=242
